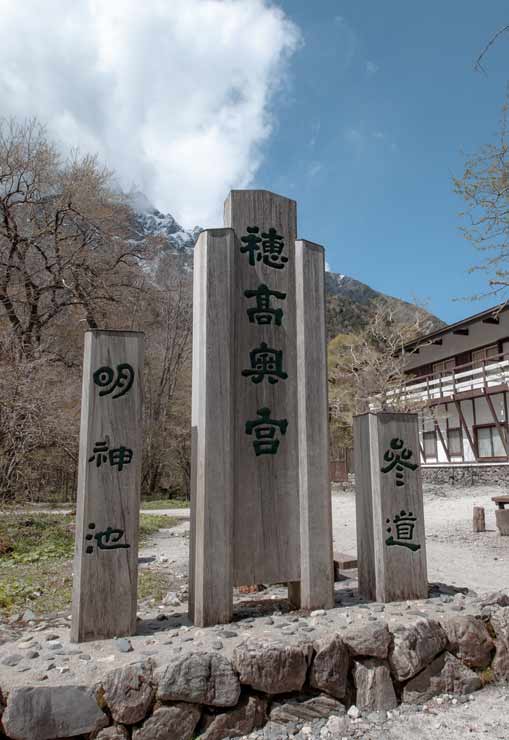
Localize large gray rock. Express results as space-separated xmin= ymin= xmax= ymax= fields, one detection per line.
xmin=490 ymin=606 xmax=509 ymax=680
xmin=101 ymin=660 xmax=155 ymax=724
xmin=156 ymin=652 xmax=240 ymax=707
xmin=200 ymin=694 xmax=267 ymax=739
xmin=343 ymin=622 xmax=392 ymax=660
xmin=402 ymin=651 xmax=481 ymax=704
xmin=95 ymin=727 xmax=130 ymax=740
xmin=388 ymin=618 xmax=447 ymax=681
xmin=480 ymin=591 xmax=509 ymax=608
xmin=270 ymin=695 xmax=345 ymax=724
xmin=132 ymin=703 xmax=201 ymax=740
xmin=353 ymin=659 xmax=397 ymax=712
xmin=1 ymin=685 xmax=108 ymax=740
xmin=321 ymin=715 xmax=350 ymax=739
xmin=439 ymin=615 xmax=494 ymax=669
xmin=309 ymin=634 xmax=349 ymax=699
xmin=232 ymin=638 xmax=312 ymax=695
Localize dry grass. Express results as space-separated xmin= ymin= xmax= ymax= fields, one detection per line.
xmin=0 ymin=513 xmax=178 ymax=615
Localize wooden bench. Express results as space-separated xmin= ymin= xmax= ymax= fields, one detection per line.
xmin=492 ymin=496 xmax=509 ymax=535
xmin=333 ymin=551 xmax=358 ymax=581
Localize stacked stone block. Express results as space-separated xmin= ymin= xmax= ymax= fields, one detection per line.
xmin=2 ymin=601 xmax=509 ymax=740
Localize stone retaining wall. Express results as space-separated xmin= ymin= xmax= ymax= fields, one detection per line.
xmin=347 ymin=465 xmax=509 ymax=487
xmin=1 ymin=592 xmax=509 ymax=740
xmin=421 ymin=464 xmax=509 ymax=486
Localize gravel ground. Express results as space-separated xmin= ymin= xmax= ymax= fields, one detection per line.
xmin=138 ymin=482 xmax=509 ymax=594
xmin=2 ymin=482 xmax=509 ymax=739
xmin=329 ymin=482 xmax=509 ymax=594
xmin=135 ymin=482 xmax=509 ymax=739
xmin=239 ymin=686 xmax=509 ymax=739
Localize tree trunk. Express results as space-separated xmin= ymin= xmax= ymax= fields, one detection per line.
xmin=147 ymin=463 xmax=161 ymax=497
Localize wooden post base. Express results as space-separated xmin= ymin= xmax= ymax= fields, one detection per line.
xmin=473 ymin=506 xmax=486 ymax=533
xmin=288 ymin=581 xmax=301 ymax=609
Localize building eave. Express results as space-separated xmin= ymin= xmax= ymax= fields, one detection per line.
xmin=404 ymin=302 xmax=509 ymax=351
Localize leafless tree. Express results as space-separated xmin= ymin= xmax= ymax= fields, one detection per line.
xmin=453 ymin=95 xmax=509 ymax=301
xmin=328 ymin=300 xmax=427 ymax=434
xmin=142 ymin=254 xmax=193 ymax=497
xmin=475 ymin=25 xmax=509 ymax=73
xmin=0 ymin=336 xmax=79 ymax=501
xmin=0 ymin=118 xmax=149 ymax=356
xmin=0 ymin=118 xmax=198 ymax=503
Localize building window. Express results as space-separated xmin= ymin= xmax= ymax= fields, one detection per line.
xmin=433 ymin=359 xmax=456 ymax=374
xmin=411 ymin=364 xmax=433 ymax=378
xmin=475 ymin=425 xmax=507 ymax=459
xmin=447 ymin=428 xmax=462 ymax=457
xmin=472 ymin=345 xmax=499 ymax=368
xmin=423 ymin=431 xmax=437 ymax=460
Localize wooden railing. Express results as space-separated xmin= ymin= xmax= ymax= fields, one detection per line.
xmin=400 ymin=352 xmax=509 ymax=403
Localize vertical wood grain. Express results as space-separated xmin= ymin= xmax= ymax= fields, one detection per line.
xmin=190 ymin=229 xmax=235 ymax=626
xmin=224 ymin=190 xmax=300 ymax=586
xmin=294 ymin=239 xmax=334 ymax=609
xmin=71 ymin=330 xmax=144 ymax=642
xmin=354 ymin=413 xmax=376 ymax=601
xmin=287 ymin=581 xmax=301 ymax=608
xmin=473 ymin=506 xmax=485 ymax=533
xmin=356 ymin=412 xmax=428 ymax=603
xmin=374 ymin=413 xmax=428 ymax=602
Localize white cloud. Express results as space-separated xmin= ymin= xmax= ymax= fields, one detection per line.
xmin=0 ymin=0 xmax=300 ymax=227
xmin=308 ymin=160 xmax=322 ymax=178
xmin=344 ymin=124 xmax=387 ymax=155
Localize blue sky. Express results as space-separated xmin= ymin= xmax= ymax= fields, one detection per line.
xmin=2 ymin=1 xmax=508 ymax=324
xmin=254 ymin=1 xmax=509 ymax=323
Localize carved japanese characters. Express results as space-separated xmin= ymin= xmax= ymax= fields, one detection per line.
xmin=71 ymin=330 xmax=144 ymax=642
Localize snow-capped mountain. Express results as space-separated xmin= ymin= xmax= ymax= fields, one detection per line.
xmin=125 ymin=192 xmax=444 ymax=338
xmin=127 ymin=191 xmax=201 ymax=252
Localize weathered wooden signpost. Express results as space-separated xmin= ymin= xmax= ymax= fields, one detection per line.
xmin=354 ymin=411 xmax=428 ymax=603
xmin=190 ymin=190 xmax=333 ymax=626
xmin=71 ymin=330 xmax=144 ymax=642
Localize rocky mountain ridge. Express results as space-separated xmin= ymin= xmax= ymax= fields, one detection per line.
xmin=127 ymin=192 xmax=444 ymax=338
xmin=127 ymin=191 xmax=200 ymax=252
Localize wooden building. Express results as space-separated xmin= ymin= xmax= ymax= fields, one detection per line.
xmin=401 ymin=304 xmax=509 ymax=473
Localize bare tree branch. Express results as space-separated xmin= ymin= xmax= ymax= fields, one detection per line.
xmin=475 ymin=24 xmax=509 ymax=74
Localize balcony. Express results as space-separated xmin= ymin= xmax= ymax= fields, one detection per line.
xmin=401 ymin=352 xmax=509 ymax=405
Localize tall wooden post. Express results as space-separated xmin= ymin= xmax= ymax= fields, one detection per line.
xmin=71 ymin=330 xmax=144 ymax=642
xmin=354 ymin=412 xmax=428 ymax=603
xmin=473 ymin=506 xmax=485 ymax=533
xmin=293 ymin=240 xmax=334 ymax=609
xmin=190 ymin=229 xmax=235 ymax=626
xmin=225 ymin=190 xmax=301 ymax=588
xmin=190 ymin=190 xmax=334 ymax=626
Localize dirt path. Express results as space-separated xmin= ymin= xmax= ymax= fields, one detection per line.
xmin=331 ymin=484 xmax=509 ymax=593
xmin=138 ymin=519 xmax=189 ymax=570
xmin=2 ymin=507 xmax=191 ymax=518
xmin=137 ymin=484 xmax=509 ymax=594
xmin=6 ymin=484 xmax=509 ymax=594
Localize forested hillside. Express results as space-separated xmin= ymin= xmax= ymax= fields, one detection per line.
xmin=127 ymin=191 xmax=444 ymax=336
xmin=0 ymin=122 xmax=442 ymax=503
